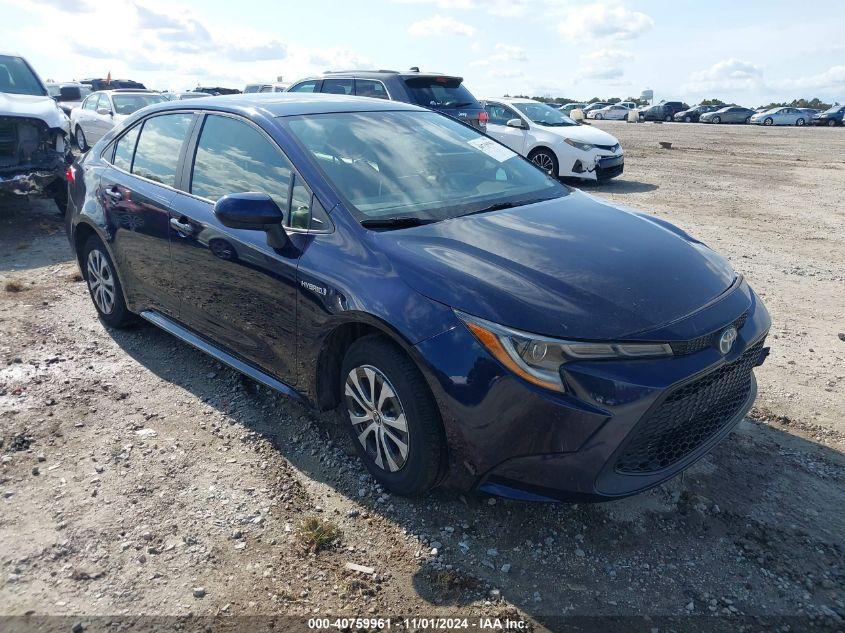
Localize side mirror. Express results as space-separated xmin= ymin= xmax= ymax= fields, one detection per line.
xmin=96 ymin=107 xmax=112 ymax=116
xmin=214 ymin=192 xmax=285 ymax=230
xmin=506 ymin=118 xmax=527 ymax=129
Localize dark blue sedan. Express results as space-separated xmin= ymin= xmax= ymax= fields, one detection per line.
xmin=65 ymin=93 xmax=770 ymax=501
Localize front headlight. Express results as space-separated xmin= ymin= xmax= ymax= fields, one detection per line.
xmin=564 ymin=138 xmax=595 ymax=152
xmin=456 ymin=311 xmax=673 ymax=392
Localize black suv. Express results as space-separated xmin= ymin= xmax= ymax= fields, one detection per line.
xmin=288 ymin=69 xmax=487 ymax=130
xmin=640 ymin=101 xmax=688 ymax=122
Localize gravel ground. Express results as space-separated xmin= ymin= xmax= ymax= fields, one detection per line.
xmin=1 ymin=121 xmax=843 ymax=632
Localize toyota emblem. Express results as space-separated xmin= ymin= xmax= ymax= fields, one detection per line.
xmin=718 ymin=326 xmax=738 ymax=355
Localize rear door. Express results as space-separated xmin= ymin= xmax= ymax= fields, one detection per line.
xmin=167 ymin=113 xmax=308 ymax=382
xmin=89 ymin=94 xmax=115 ymax=143
xmin=98 ymin=111 xmax=195 ymax=316
xmin=483 ymin=102 xmax=527 ymax=154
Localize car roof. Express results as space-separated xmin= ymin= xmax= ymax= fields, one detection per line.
xmin=137 ymin=92 xmax=426 ymax=118
xmin=485 ymin=97 xmax=539 ymax=104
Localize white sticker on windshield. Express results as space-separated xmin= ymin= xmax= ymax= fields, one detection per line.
xmin=467 ymin=137 xmax=517 ymax=163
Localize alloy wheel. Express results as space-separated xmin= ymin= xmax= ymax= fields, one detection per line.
xmin=796 ymin=118 xmax=805 ymax=126
xmin=764 ymin=118 xmax=773 ymax=126
xmin=531 ymin=152 xmax=555 ymax=174
xmin=830 ymin=119 xmax=837 ymax=127
xmin=86 ymin=249 xmax=116 ymax=315
xmin=344 ymin=365 xmax=410 ymax=473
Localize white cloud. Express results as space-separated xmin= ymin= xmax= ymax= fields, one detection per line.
xmin=408 ymin=14 xmax=476 ymax=37
xmin=469 ymin=43 xmax=528 ymax=67
xmin=574 ymin=48 xmax=632 ymax=82
xmin=776 ymin=65 xmax=845 ymax=93
xmin=683 ymin=58 xmax=764 ymax=93
xmin=394 ymin=0 xmax=528 ymax=17
xmin=558 ymin=4 xmax=654 ymax=41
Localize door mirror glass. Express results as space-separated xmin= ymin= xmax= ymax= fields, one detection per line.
xmin=214 ymin=192 xmax=285 ymax=230
xmin=97 ymin=107 xmax=111 ymax=116
xmin=506 ymin=118 xmax=526 ymax=129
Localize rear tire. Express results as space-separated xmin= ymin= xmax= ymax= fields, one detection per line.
xmin=712 ymin=116 xmax=721 ymax=124
xmin=595 ymin=113 xmax=603 ymax=120
xmin=75 ymin=126 xmax=88 ymax=151
xmin=830 ymin=119 xmax=838 ymax=127
xmin=528 ymin=148 xmax=559 ymax=177
xmin=684 ymin=116 xmax=692 ymax=123
xmin=796 ymin=118 xmax=805 ymax=126
xmin=81 ymin=235 xmax=135 ymax=328
xmin=340 ymin=335 xmax=446 ymax=496
xmin=664 ymin=114 xmax=672 ymax=122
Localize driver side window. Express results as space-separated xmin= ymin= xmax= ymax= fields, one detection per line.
xmin=485 ymin=103 xmax=518 ymax=126
xmin=191 ymin=114 xmax=327 ymax=231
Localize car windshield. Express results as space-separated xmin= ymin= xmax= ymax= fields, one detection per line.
xmin=0 ymin=55 xmax=45 ymax=96
xmin=512 ymin=103 xmax=577 ymax=127
xmin=822 ymin=105 xmax=843 ymax=114
xmin=284 ymin=110 xmax=568 ymax=225
xmin=111 ymin=94 xmax=166 ymax=115
xmin=403 ymin=77 xmax=478 ymax=109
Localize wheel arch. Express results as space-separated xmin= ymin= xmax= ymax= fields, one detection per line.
xmin=312 ymin=313 xmax=439 ymax=413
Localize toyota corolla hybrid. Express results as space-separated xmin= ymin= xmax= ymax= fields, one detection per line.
xmin=65 ymin=93 xmax=770 ymax=502
xmin=484 ymin=97 xmax=624 ymax=181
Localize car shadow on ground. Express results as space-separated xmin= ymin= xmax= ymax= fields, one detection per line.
xmin=0 ymin=198 xmax=70 ymax=272
xmin=105 ymin=320 xmax=845 ymax=625
xmin=573 ymin=179 xmax=659 ymax=194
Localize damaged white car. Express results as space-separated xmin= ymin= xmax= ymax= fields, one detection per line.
xmin=483 ymin=97 xmax=624 ymax=181
xmin=1 ymin=53 xmax=72 ymax=213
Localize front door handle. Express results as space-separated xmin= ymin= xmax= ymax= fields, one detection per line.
xmin=170 ymin=217 xmax=194 ymax=236
xmin=104 ymin=188 xmax=122 ymax=201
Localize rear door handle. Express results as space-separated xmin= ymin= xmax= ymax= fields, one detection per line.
xmin=170 ymin=217 xmax=194 ymax=236
xmin=104 ymin=188 xmax=122 ymax=201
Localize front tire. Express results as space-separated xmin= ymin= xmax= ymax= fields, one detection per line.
xmin=664 ymin=114 xmax=672 ymax=122
xmin=594 ymin=113 xmax=603 ymax=120
xmin=341 ymin=335 xmax=446 ymax=496
xmin=796 ymin=118 xmax=805 ymax=126
xmin=528 ymin=148 xmax=559 ymax=177
xmin=829 ymin=119 xmax=838 ymax=127
xmin=684 ymin=116 xmax=692 ymax=123
xmin=764 ymin=117 xmax=773 ymax=126
xmin=82 ymin=235 xmax=134 ymax=328
xmin=712 ymin=116 xmax=721 ymax=124
xmin=75 ymin=126 xmax=88 ymax=151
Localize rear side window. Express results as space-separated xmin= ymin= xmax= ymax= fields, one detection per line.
xmin=485 ymin=103 xmax=517 ymax=126
xmin=404 ymin=77 xmax=477 ymax=109
xmin=289 ymin=80 xmax=320 ymax=93
xmin=321 ymin=78 xmax=353 ymax=95
xmin=113 ymin=125 xmax=140 ymax=171
xmin=190 ymin=115 xmax=293 ymax=217
xmin=355 ymin=79 xmax=389 ymax=100
xmin=131 ymin=113 xmax=193 ymax=187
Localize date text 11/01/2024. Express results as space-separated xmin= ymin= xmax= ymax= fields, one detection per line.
xmin=307 ymin=617 xmax=528 ymax=630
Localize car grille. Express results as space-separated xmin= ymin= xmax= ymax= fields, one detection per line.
xmin=669 ymin=311 xmax=748 ymax=356
xmin=595 ymin=143 xmax=620 ymax=152
xmin=614 ymin=339 xmax=764 ymax=475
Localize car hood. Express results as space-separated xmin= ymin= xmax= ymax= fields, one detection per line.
xmin=538 ymin=123 xmax=619 ymax=147
xmin=376 ymin=191 xmax=736 ymax=339
xmin=0 ymin=92 xmax=69 ymax=130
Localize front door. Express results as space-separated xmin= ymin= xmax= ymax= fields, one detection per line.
xmin=483 ymin=102 xmax=528 ymax=154
xmin=167 ymin=113 xmax=305 ymax=382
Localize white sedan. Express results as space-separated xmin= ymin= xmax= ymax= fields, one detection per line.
xmin=586 ymin=104 xmax=632 ymax=120
xmin=483 ymin=97 xmax=624 ymax=181
xmin=70 ymin=90 xmax=166 ymax=150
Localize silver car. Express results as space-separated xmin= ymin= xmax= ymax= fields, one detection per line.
xmin=587 ymin=104 xmax=632 ymax=120
xmin=69 ymin=89 xmax=166 ymax=150
xmin=750 ymin=107 xmax=811 ymax=126
xmin=699 ymin=106 xmax=755 ymax=124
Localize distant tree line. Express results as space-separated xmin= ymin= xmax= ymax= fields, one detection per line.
xmin=503 ymin=95 xmax=836 ymax=110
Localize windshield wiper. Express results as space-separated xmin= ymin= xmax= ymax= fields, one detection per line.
xmin=360 ymin=217 xmax=436 ymax=229
xmin=460 ymin=198 xmax=553 ymax=218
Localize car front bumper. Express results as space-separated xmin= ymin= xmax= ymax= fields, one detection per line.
xmin=562 ymin=150 xmax=624 ymax=181
xmin=414 ymin=279 xmax=770 ymax=501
